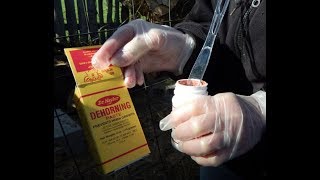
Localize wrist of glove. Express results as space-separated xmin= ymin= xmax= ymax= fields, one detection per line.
xmin=159 ymin=92 xmax=266 ymax=166
xmin=92 ymin=19 xmax=195 ymax=88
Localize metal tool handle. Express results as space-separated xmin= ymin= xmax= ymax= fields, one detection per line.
xmin=188 ymin=0 xmax=230 ymax=80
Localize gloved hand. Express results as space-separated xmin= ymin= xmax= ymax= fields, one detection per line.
xmin=92 ymin=19 xmax=195 ymax=88
xmin=159 ymin=91 xmax=266 ymax=166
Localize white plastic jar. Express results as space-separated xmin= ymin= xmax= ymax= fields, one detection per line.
xmin=170 ymin=78 xmax=208 ymax=150
xmin=172 ymin=79 xmax=208 ymax=110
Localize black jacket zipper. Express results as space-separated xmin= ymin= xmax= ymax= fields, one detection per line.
xmin=235 ymin=0 xmax=264 ymax=81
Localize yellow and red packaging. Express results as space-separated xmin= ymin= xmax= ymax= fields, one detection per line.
xmin=64 ymin=45 xmax=150 ymax=174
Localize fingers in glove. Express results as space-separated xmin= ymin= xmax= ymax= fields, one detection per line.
xmin=92 ymin=25 xmax=135 ymax=69
xmin=110 ymin=29 xmax=160 ymax=67
xmin=123 ymin=65 xmax=136 ymax=88
xmin=173 ymin=132 xmax=225 ymax=156
xmin=159 ymin=96 xmax=211 ymax=131
xmin=191 ymin=150 xmax=228 ymax=167
xmin=171 ymin=112 xmax=223 ymax=141
xmin=134 ymin=61 xmax=144 ymax=86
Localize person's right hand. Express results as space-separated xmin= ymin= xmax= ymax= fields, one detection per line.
xmin=159 ymin=91 xmax=266 ymax=166
xmin=91 ymin=19 xmax=195 ymax=88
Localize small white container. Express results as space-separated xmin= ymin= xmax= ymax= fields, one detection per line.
xmin=170 ymin=79 xmax=208 ymax=150
xmin=172 ymin=79 xmax=208 ymax=110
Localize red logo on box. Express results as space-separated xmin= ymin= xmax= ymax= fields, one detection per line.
xmin=96 ymin=95 xmax=121 ymax=107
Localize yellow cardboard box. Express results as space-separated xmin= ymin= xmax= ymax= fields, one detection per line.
xmin=64 ymin=45 xmax=150 ymax=174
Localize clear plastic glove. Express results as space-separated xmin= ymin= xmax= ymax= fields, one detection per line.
xmin=91 ymin=19 xmax=195 ymax=88
xmin=159 ymin=91 xmax=266 ymax=166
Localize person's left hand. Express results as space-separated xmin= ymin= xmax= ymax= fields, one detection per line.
xmin=159 ymin=92 xmax=266 ymax=166
xmin=91 ymin=19 xmax=195 ymax=88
